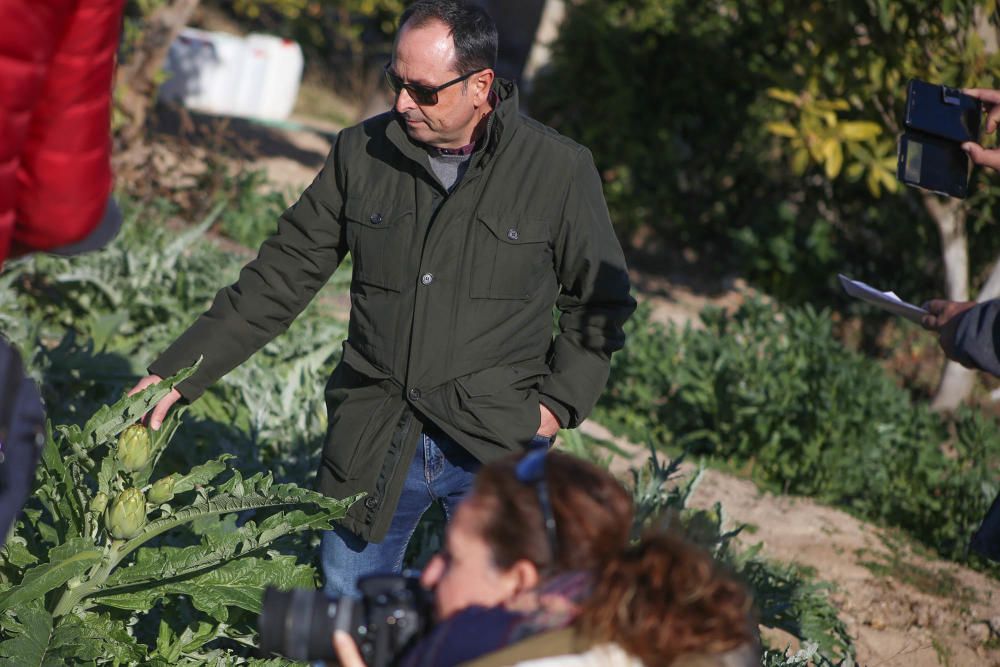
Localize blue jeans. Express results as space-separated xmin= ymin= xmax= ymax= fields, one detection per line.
xmin=320 ymin=426 xmax=481 ymax=596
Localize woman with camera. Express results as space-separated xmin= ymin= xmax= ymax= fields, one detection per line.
xmin=332 ymin=449 xmax=760 ymax=667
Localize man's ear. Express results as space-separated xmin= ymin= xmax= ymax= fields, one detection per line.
xmin=506 ymin=558 xmax=541 ymax=595
xmin=475 ymin=69 xmax=495 ymax=104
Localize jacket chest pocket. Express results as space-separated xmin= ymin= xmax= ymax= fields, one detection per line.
xmin=345 ymin=199 xmax=412 ymax=292
xmin=470 ymin=214 xmax=551 ymax=300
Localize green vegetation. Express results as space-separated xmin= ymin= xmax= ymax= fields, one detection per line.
xmin=0 ymin=367 xmax=357 ymax=665
xmin=11 ymin=0 xmax=1000 ymax=663
xmin=532 ymin=0 xmax=1000 ymax=311
xmin=597 ymin=301 xmax=1000 ymax=563
xmin=0 ymin=191 xmax=855 ymax=664
xmin=215 ymin=169 xmax=296 ymax=249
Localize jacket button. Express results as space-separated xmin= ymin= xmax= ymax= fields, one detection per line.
xmin=408 ymin=388 xmax=421 ymax=401
xmin=420 ymin=273 xmax=434 ymax=285
xmin=365 ymin=497 xmax=378 ymax=510
xmin=507 ymin=228 xmax=519 ymax=240
xmin=370 ymin=213 xmax=383 ymax=225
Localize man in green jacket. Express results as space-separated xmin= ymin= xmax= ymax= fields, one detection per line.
xmin=130 ymin=0 xmax=635 ymax=595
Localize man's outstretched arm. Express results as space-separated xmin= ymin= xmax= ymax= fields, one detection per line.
xmin=132 ymin=138 xmax=349 ymax=427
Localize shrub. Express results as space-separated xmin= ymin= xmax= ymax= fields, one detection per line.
xmin=529 ymin=0 xmax=1000 ymax=308
xmin=598 ymin=300 xmax=1000 ymax=561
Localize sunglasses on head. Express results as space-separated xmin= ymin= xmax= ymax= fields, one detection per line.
xmin=383 ymin=62 xmax=485 ymax=106
xmin=515 ymin=448 xmax=559 ymax=567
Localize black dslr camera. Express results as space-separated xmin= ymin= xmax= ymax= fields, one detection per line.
xmin=258 ymin=574 xmax=432 ymax=667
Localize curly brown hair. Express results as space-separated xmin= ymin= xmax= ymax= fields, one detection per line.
xmin=469 ymin=450 xmax=634 ymax=574
xmin=469 ymin=451 xmax=756 ymax=666
xmin=578 ymin=531 xmax=757 ymax=666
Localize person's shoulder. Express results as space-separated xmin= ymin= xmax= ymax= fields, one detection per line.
xmin=513 ymin=115 xmax=590 ymax=162
xmin=335 ymin=111 xmax=395 ymax=148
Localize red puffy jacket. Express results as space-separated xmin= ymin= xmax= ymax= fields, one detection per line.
xmin=0 ymin=0 xmax=125 ymax=267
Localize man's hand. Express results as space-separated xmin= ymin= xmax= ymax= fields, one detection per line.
xmin=921 ymin=299 xmax=976 ymax=363
xmin=333 ymin=631 xmax=366 ymax=667
xmin=537 ymin=403 xmax=561 ymax=438
xmin=962 ymin=88 xmax=1000 ymax=172
xmin=127 ymin=375 xmax=181 ymax=431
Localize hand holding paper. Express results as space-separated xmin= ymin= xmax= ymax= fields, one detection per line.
xmin=837 ymin=274 xmax=929 ymax=324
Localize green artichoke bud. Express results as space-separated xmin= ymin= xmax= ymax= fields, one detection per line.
xmin=147 ymin=474 xmax=177 ymax=505
xmin=105 ymin=488 xmax=147 ymax=540
xmin=117 ymin=424 xmax=152 ymax=472
xmin=89 ymin=492 xmax=109 ymax=514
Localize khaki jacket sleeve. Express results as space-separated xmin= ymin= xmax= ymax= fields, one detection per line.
xmin=539 ymin=148 xmax=636 ymax=428
xmin=149 ymin=138 xmax=348 ymax=400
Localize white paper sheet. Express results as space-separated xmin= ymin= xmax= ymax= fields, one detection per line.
xmin=838 ymin=274 xmax=928 ymax=324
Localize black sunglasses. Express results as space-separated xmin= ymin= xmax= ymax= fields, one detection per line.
xmin=383 ymin=63 xmax=485 ymax=106
xmin=515 ymin=448 xmax=559 ymax=567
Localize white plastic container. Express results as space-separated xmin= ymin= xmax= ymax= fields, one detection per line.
xmin=161 ymin=28 xmax=304 ymax=122
xmin=239 ymin=34 xmax=304 ymax=120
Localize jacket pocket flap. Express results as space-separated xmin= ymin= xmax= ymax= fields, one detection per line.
xmin=476 ymin=214 xmax=549 ymax=245
xmin=341 ymin=340 xmax=393 ymax=380
xmin=344 ymin=198 xmax=410 ymax=229
xmin=457 ymin=361 xmax=550 ymax=397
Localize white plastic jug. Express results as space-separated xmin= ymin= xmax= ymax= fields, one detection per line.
xmin=239 ymin=34 xmax=304 ymax=121
xmin=161 ymin=28 xmax=245 ymax=115
xmin=161 ymin=28 xmax=304 ymax=122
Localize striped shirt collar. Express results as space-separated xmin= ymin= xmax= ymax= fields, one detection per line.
xmin=425 ymin=90 xmax=499 ymax=157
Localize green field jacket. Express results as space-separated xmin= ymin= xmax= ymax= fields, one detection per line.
xmin=149 ymin=79 xmax=636 ymax=541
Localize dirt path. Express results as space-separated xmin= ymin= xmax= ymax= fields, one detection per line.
xmin=585 ymin=420 xmax=1000 ymax=667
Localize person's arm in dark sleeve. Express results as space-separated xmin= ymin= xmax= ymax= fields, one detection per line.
xmin=0 ymin=339 xmax=46 ymax=547
xmin=148 ymin=137 xmax=349 ymax=400
xmin=538 ymin=148 xmax=637 ymax=428
xmin=946 ymin=299 xmax=1000 ymax=377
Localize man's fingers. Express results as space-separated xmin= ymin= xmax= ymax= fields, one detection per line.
xmin=333 ymin=631 xmax=366 ymax=667
xmin=963 ymin=88 xmax=1000 ymax=105
xmin=986 ymin=104 xmax=1000 ymax=134
xmin=963 ymin=142 xmax=1000 ymax=172
xmin=127 ymin=375 xmax=161 ymax=397
xmin=149 ymin=390 xmax=180 ymax=431
xmin=923 ymin=299 xmax=949 ymax=315
xmin=127 ymin=375 xmax=167 ymax=427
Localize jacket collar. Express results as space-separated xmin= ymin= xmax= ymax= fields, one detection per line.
xmin=385 ymin=78 xmax=520 ymax=178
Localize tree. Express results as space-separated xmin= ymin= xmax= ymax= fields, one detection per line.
xmin=530 ymin=0 xmax=1000 ymax=408
xmin=758 ymin=1 xmax=1000 ymax=409
xmin=117 ymin=0 xmax=202 ymax=145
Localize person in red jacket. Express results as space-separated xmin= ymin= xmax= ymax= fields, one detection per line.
xmin=0 ymin=0 xmax=125 ymax=547
xmin=0 ymin=0 xmax=126 ymax=268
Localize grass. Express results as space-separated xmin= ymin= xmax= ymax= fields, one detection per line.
xmin=855 ymin=545 xmax=979 ymax=605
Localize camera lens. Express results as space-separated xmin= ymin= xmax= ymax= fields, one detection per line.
xmin=258 ymin=575 xmax=430 ymax=665
xmin=259 ymin=588 xmax=345 ymax=661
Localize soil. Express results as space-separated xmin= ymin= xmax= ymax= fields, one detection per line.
xmin=147 ymin=107 xmax=1000 ymax=667
xmin=591 ymin=420 xmax=1000 ymax=667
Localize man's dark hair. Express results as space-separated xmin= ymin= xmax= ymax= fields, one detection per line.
xmin=398 ymin=0 xmax=498 ymax=74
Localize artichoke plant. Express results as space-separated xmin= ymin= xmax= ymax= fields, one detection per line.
xmin=89 ymin=491 xmax=109 ymax=514
xmin=116 ymin=424 xmax=151 ymax=472
xmin=105 ymin=488 xmax=147 ymax=540
xmin=147 ymin=474 xmax=177 ymax=505
xmin=0 ymin=364 xmax=360 ymax=665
